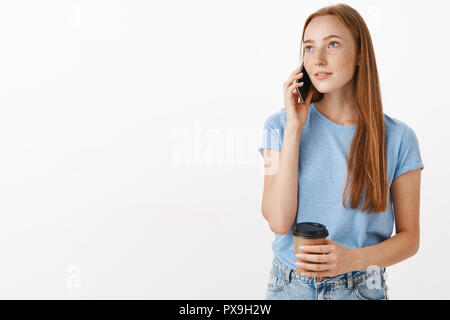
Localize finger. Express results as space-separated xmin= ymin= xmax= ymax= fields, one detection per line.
xmin=290 ymin=65 xmax=303 ymax=76
xmin=298 ymin=245 xmax=333 ymax=254
xmin=297 ymin=261 xmax=331 ymax=272
xmin=284 ymin=67 xmax=303 ymax=87
xmin=287 ymin=72 xmax=304 ymax=88
xmin=295 ymin=252 xmax=328 ymax=263
xmin=288 ymin=81 xmax=304 ymax=94
xmin=302 ymin=271 xmax=334 ymax=278
xmin=294 ymin=266 xmax=310 ymax=275
xmin=293 ymin=72 xmax=304 ymax=80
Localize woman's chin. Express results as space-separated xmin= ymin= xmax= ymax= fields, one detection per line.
xmin=314 ymin=84 xmax=336 ymax=94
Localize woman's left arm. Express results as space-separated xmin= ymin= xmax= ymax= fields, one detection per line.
xmin=352 ymin=167 xmax=421 ymax=270
xmin=297 ymin=168 xmax=421 ymax=277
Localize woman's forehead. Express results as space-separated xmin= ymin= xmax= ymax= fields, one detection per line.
xmin=304 ymin=16 xmax=350 ymax=41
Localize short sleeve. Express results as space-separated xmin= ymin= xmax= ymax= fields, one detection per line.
xmin=393 ymin=125 xmax=424 ymax=180
xmin=257 ymin=116 xmax=282 ymax=158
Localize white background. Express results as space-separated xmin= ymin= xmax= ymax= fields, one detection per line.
xmin=0 ymin=0 xmax=448 ymax=299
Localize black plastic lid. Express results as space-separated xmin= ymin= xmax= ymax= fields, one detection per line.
xmin=292 ymin=222 xmax=328 ymax=239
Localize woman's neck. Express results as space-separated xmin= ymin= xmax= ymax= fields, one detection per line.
xmin=315 ymin=98 xmax=359 ymax=126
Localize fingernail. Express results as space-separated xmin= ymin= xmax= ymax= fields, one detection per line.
xmin=299 ymin=246 xmax=304 ymax=250
xmin=295 ymin=262 xmax=302 ymax=266
xmin=301 ymin=273 xmax=306 ymax=276
xmin=295 ymin=253 xmax=302 ymax=258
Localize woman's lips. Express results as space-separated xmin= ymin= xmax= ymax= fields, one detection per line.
xmin=314 ymin=73 xmax=332 ymax=80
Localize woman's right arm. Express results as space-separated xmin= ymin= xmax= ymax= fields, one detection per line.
xmin=261 ymin=125 xmax=303 ymax=235
xmin=261 ymin=65 xmax=313 ymax=235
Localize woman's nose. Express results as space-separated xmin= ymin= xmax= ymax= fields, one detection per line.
xmin=314 ymin=47 xmax=328 ymax=63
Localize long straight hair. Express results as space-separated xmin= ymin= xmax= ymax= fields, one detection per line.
xmin=299 ymin=3 xmax=388 ymax=213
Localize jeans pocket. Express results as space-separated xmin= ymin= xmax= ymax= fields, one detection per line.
xmin=267 ymin=269 xmax=286 ymax=292
xmin=353 ymin=280 xmax=387 ymax=300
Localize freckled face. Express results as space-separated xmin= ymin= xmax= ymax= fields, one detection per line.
xmin=303 ymin=15 xmax=359 ymax=94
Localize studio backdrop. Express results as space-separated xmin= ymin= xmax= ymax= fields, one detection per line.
xmin=0 ymin=0 xmax=448 ymax=299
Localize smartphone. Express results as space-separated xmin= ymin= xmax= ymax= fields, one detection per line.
xmin=296 ymin=62 xmax=312 ymax=103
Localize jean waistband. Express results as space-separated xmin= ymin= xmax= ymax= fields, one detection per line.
xmin=271 ymin=256 xmax=386 ymax=289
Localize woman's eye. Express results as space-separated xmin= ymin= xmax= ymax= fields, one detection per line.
xmin=305 ymin=41 xmax=338 ymax=53
xmin=329 ymin=41 xmax=338 ymax=48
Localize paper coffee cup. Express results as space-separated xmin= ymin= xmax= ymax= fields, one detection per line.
xmin=293 ymin=222 xmax=329 ymax=282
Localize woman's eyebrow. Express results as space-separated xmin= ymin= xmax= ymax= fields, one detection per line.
xmin=303 ymin=35 xmax=343 ymax=43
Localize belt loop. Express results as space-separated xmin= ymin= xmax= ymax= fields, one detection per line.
xmin=285 ymin=268 xmax=292 ymax=284
xmin=347 ymin=272 xmax=353 ymax=290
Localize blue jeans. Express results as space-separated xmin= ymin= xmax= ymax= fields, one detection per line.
xmin=265 ymin=256 xmax=389 ymax=300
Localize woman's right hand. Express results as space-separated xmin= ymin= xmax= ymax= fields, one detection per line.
xmin=283 ymin=65 xmax=314 ymax=129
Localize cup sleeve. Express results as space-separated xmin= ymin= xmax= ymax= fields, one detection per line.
xmin=393 ymin=125 xmax=424 ymax=180
xmin=258 ymin=117 xmax=282 ymax=158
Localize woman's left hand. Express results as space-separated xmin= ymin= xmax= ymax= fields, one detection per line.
xmin=296 ymin=240 xmax=358 ymax=278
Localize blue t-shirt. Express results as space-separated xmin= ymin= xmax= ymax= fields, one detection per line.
xmin=258 ymin=102 xmax=424 ymax=271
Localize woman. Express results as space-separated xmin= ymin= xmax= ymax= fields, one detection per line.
xmin=258 ymin=4 xmax=424 ymax=300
